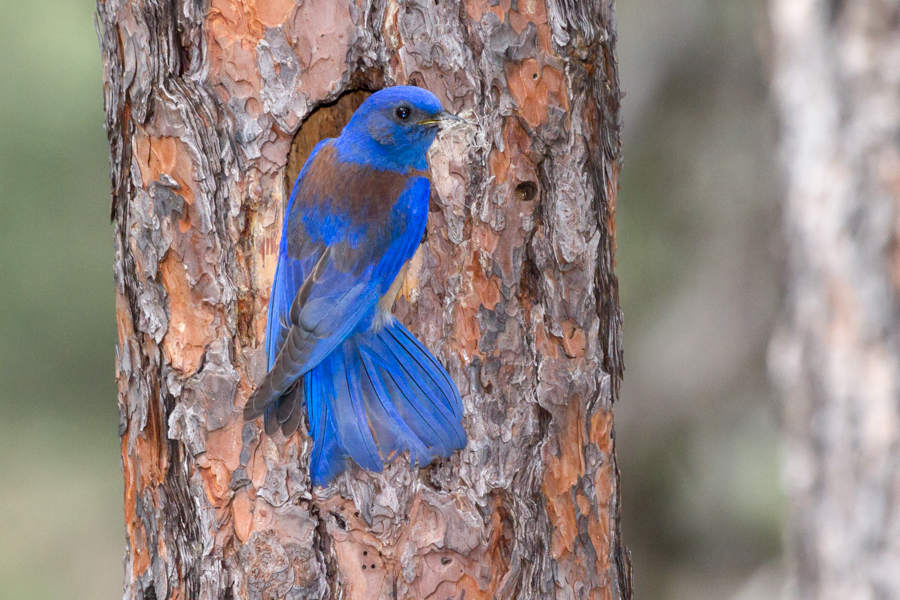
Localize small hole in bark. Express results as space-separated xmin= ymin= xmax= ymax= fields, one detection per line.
xmin=422 ymin=464 xmax=445 ymax=492
xmin=515 ymin=181 xmax=537 ymax=202
xmin=532 ymin=72 xmax=539 ymax=80
xmin=362 ymin=565 xmax=366 ymax=570
xmin=354 ymin=511 xmax=360 ymax=517
xmin=441 ymin=556 xmax=452 ymax=565
xmin=371 ymin=563 xmax=376 ymax=569
xmin=363 ymin=550 xmax=368 ymax=556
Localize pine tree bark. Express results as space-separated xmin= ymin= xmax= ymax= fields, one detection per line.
xmin=769 ymin=1 xmax=900 ymax=598
xmin=98 ymin=1 xmax=629 ymax=598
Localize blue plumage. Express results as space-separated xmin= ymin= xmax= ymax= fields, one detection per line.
xmin=244 ymin=86 xmax=467 ymax=486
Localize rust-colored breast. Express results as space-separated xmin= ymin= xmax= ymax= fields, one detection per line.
xmin=290 ymin=143 xmax=425 ymax=228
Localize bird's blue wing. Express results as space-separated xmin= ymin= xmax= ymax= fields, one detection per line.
xmin=245 ymin=141 xmax=430 ymax=425
xmin=264 ymin=139 xmax=330 ymax=372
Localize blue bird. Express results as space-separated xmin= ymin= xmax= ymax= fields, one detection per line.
xmin=244 ymin=86 xmax=467 ymax=486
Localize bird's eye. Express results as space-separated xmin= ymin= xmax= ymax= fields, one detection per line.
xmin=396 ymin=106 xmax=411 ymax=120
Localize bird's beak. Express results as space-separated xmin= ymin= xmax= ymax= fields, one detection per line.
xmin=418 ymin=111 xmax=466 ymax=128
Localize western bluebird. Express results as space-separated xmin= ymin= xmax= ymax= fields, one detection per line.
xmin=244 ymin=86 xmax=467 ymax=486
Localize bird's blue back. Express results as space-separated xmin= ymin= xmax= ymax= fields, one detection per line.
xmin=264 ymin=140 xmax=430 ymax=371
xmin=246 ymin=86 xmax=467 ymax=485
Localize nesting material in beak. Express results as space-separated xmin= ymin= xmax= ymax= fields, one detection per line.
xmin=418 ymin=111 xmax=468 ymax=128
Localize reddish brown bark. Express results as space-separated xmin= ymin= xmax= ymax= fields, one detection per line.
xmin=98 ymin=0 xmax=629 ymax=598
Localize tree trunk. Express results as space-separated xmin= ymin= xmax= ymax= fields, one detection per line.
xmin=98 ymin=1 xmax=629 ymax=598
xmin=769 ymin=1 xmax=900 ymax=598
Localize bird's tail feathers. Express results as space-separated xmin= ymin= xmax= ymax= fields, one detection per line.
xmin=307 ymin=321 xmax=466 ymax=486
xmin=244 ymin=320 xmax=466 ymax=487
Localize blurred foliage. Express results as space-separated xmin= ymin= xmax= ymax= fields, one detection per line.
xmin=616 ymin=0 xmax=785 ymax=598
xmin=0 ymin=0 xmax=785 ymax=599
xmin=0 ymin=0 xmax=122 ymax=598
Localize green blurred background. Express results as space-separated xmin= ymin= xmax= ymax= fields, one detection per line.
xmin=0 ymin=0 xmax=122 ymax=598
xmin=0 ymin=1 xmax=783 ymax=599
xmin=616 ymin=0 xmax=784 ymax=598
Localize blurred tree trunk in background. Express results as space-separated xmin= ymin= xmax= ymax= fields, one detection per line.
xmin=770 ymin=1 xmax=900 ymax=598
xmin=97 ymin=0 xmax=630 ymax=598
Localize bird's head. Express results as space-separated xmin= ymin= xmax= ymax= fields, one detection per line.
xmin=336 ymin=86 xmax=461 ymax=171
